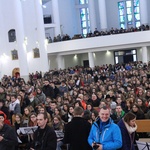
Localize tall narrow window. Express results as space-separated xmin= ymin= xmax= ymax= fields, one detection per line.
xmin=79 ymin=0 xmax=90 ymax=37
xmin=118 ymin=2 xmax=125 ymax=29
xmin=118 ymin=0 xmax=140 ymax=29
xmin=134 ymin=0 xmax=140 ymax=27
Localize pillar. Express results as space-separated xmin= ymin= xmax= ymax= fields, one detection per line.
xmin=140 ymin=0 xmax=148 ymax=25
xmin=52 ymin=0 xmax=61 ymax=36
xmin=34 ymin=0 xmax=49 ymax=72
xmin=98 ymin=0 xmax=107 ymax=30
xmin=57 ymin=55 xmax=65 ymax=69
xmin=142 ymin=46 xmax=148 ymax=64
xmin=12 ymin=0 xmax=29 ymax=81
xmin=88 ymin=0 xmax=97 ymax=33
xmin=0 ymin=3 xmax=6 ymax=78
xmin=88 ymin=52 xmax=94 ymax=68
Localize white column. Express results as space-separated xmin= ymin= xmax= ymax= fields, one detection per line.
xmin=52 ymin=0 xmax=61 ymax=36
xmin=34 ymin=0 xmax=49 ymax=72
xmin=88 ymin=52 xmax=94 ymax=68
xmin=142 ymin=46 xmax=148 ymax=63
xmin=88 ymin=0 xmax=97 ymax=33
xmin=140 ymin=0 xmax=148 ymax=25
xmin=57 ymin=55 xmax=65 ymax=69
xmin=0 ymin=3 xmax=6 ymax=78
xmin=98 ymin=0 xmax=107 ymax=30
xmin=12 ymin=0 xmax=29 ymax=80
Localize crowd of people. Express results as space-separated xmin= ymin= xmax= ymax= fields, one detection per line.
xmin=0 ymin=61 xmax=150 ymax=149
xmin=47 ymin=24 xmax=150 ymax=43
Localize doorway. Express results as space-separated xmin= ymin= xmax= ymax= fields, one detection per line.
xmin=12 ymin=68 xmax=20 ymax=78
xmin=83 ymin=60 xmax=89 ymax=68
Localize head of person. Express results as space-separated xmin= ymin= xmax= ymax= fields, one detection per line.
xmin=91 ymin=110 xmax=99 ymax=122
xmin=53 ymin=115 xmax=62 ymax=125
xmin=15 ymin=113 xmax=22 ymax=124
xmin=19 ymin=90 xmax=25 ymax=97
xmin=0 ymin=99 xmax=4 ymax=108
xmin=69 ymin=105 xmax=74 ymax=114
xmin=29 ymin=112 xmax=37 ymax=126
xmin=36 ymin=88 xmax=42 ymax=94
xmin=10 ymin=93 xmax=17 ymax=103
xmin=24 ymin=107 xmax=31 ymax=116
xmin=115 ymin=105 xmax=123 ymax=114
xmin=37 ymin=113 xmax=48 ymax=129
xmin=50 ymin=101 xmax=57 ymax=111
xmin=86 ymin=103 xmax=93 ymax=111
xmin=124 ymin=112 xmax=136 ymax=127
xmin=132 ymin=103 xmax=140 ymax=113
xmin=0 ymin=111 xmax=5 ymax=129
xmin=44 ymin=80 xmax=50 ymax=86
xmin=73 ymin=106 xmax=84 ymax=117
xmin=99 ymin=106 xmax=111 ymax=122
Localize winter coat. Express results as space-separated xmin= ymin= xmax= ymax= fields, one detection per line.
xmin=64 ymin=117 xmax=92 ymax=150
xmin=0 ymin=124 xmax=18 ymax=150
xmin=88 ymin=117 xmax=122 ymax=150
xmin=117 ymin=119 xmax=136 ymax=150
xmin=32 ymin=125 xmax=57 ymax=150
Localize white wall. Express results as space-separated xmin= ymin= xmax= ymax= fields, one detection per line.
xmin=42 ymin=1 xmax=52 ymax=18
xmin=106 ymin=0 xmax=119 ymax=29
xmin=58 ymin=0 xmax=78 ymax=37
xmin=147 ymin=0 xmax=150 ymax=24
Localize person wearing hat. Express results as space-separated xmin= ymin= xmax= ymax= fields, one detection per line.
xmin=0 ymin=111 xmax=18 ymax=150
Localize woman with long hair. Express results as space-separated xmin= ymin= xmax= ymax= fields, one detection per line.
xmin=118 ymin=112 xmax=138 ymax=150
xmin=52 ymin=115 xmax=64 ymax=150
xmin=130 ymin=103 xmax=145 ymax=120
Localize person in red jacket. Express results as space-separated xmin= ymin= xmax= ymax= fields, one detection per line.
xmin=0 ymin=111 xmax=11 ymax=125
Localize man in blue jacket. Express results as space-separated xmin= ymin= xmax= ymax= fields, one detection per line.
xmin=88 ymin=106 xmax=122 ymax=150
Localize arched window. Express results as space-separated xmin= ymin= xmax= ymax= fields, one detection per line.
xmin=118 ymin=0 xmax=140 ymax=29
xmin=8 ymin=29 xmax=16 ymax=42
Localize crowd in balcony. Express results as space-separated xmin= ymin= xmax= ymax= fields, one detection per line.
xmin=47 ymin=24 xmax=150 ymax=43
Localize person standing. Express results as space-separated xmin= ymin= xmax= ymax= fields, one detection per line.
xmin=30 ymin=112 xmax=57 ymax=150
xmin=88 ymin=106 xmax=122 ymax=150
xmin=117 ymin=112 xmax=138 ymax=150
xmin=64 ymin=106 xmax=92 ymax=150
xmin=0 ymin=112 xmax=18 ymax=150
xmin=42 ymin=80 xmax=54 ymax=99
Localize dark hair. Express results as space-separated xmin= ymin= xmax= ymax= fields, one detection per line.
xmin=124 ymin=112 xmax=136 ymax=125
xmin=83 ymin=110 xmax=91 ymax=121
xmin=38 ymin=112 xmax=48 ymax=120
xmin=10 ymin=92 xmax=17 ymax=98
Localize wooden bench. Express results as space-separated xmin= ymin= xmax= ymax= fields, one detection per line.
xmin=135 ymin=120 xmax=150 ymax=143
xmin=135 ymin=120 xmax=150 ymax=133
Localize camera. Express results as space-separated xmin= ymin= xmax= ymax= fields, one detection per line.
xmin=93 ymin=142 xmax=100 ymax=150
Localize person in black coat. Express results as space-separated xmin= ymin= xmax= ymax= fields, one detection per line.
xmin=30 ymin=112 xmax=57 ymax=150
xmin=0 ymin=113 xmax=18 ymax=150
xmin=50 ymin=82 xmax=59 ymax=99
xmin=42 ymin=80 xmax=54 ymax=99
xmin=64 ymin=106 xmax=92 ymax=150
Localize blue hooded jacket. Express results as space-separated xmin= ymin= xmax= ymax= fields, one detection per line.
xmin=88 ymin=117 xmax=122 ymax=150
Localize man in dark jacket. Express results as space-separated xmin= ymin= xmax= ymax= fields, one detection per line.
xmin=64 ymin=106 xmax=92 ymax=150
xmin=30 ymin=112 xmax=57 ymax=150
xmin=42 ymin=80 xmax=54 ymax=99
xmin=0 ymin=112 xmax=18 ymax=150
